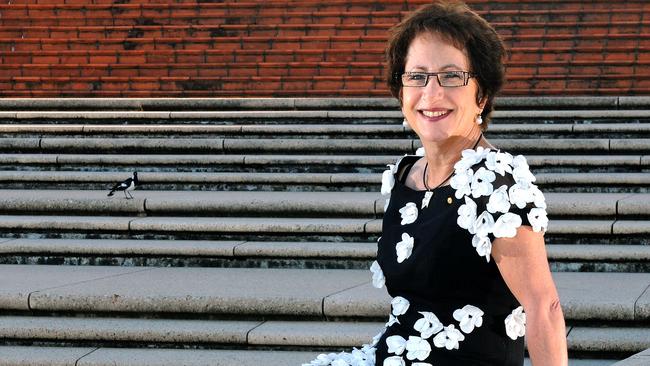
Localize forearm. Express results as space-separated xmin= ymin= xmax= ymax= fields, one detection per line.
xmin=526 ymin=300 xmax=568 ymax=366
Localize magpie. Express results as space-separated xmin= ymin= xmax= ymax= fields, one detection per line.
xmin=107 ymin=172 xmax=138 ymax=199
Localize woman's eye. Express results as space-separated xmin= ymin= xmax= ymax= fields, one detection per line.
xmin=442 ymin=72 xmax=463 ymax=80
xmin=407 ymin=74 xmax=426 ymax=81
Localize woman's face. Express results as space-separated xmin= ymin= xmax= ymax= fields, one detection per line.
xmin=401 ymin=32 xmax=484 ymax=143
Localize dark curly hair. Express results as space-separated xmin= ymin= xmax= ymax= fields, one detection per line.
xmin=385 ymin=1 xmax=507 ymax=129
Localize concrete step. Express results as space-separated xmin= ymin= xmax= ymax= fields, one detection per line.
xmin=3 ymin=109 xmax=650 ymax=121
xmin=0 ymin=123 xmax=647 ymax=139
xmin=0 ymin=171 xmax=646 ymax=193
xmin=0 ymin=346 xmax=316 ymax=366
xmin=0 ymin=154 xmax=646 ymax=174
xmin=2 ymin=265 xmax=650 ymax=322
xmin=1 ymin=239 xmax=649 ymax=272
xmin=0 ymin=190 xmax=644 ymax=218
xmin=0 ymin=96 xmax=647 ymax=111
xmin=0 ymin=137 xmax=647 ymax=154
xmin=0 ymin=214 xmax=644 ymax=244
xmin=0 ymin=346 xmax=620 ymax=366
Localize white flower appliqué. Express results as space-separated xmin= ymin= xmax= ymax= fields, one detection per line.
xmin=486 ymin=185 xmax=510 ymax=214
xmin=528 ymin=207 xmax=549 ymax=233
xmin=405 ymin=336 xmax=431 ymax=361
xmin=399 ymin=202 xmax=418 ymax=225
xmin=493 ymin=212 xmax=523 ymax=238
xmin=381 ymin=164 xmax=397 ymax=196
xmin=395 ymin=233 xmax=414 ymax=263
xmin=386 ymin=314 xmax=399 ymax=327
xmin=452 ymin=305 xmax=484 ymax=334
xmin=386 ymin=335 xmax=406 ymax=355
xmin=505 ymin=306 xmax=527 ymax=340
xmin=433 ymin=324 xmax=465 ymax=350
xmin=370 ymin=260 xmax=385 ymax=289
xmin=413 ymin=311 xmax=443 ymax=339
xmin=391 ymin=296 xmax=410 ymax=316
xmin=470 ymin=167 xmax=496 ymax=198
xmin=383 ymin=356 xmax=405 ymax=366
xmin=472 ymin=235 xmax=492 ymax=262
xmin=512 ymin=155 xmax=536 ymax=187
xmin=450 ymin=168 xmax=473 ymax=199
xmin=457 ymin=196 xmax=477 ymax=233
xmin=473 ymin=211 xmax=495 ymax=238
xmin=485 ymin=151 xmax=513 ymax=176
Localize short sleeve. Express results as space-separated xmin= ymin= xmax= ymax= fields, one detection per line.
xmin=451 ymin=148 xmax=548 ymax=262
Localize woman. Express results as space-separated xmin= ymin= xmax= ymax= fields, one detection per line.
xmin=304 ymin=1 xmax=567 ymax=365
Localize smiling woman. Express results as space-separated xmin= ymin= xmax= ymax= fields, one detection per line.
xmin=303 ymin=1 xmax=568 ymax=366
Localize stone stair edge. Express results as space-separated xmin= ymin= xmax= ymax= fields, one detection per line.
xmin=0 ymin=189 xmax=646 ymax=216
xmin=0 ymin=215 xmax=644 ymax=235
xmin=1 ymin=265 xmax=649 ymax=322
xmin=0 ymin=346 xmax=626 ymax=366
xmin=4 ymin=110 xmax=650 ymax=119
xmin=611 ymin=348 xmax=650 ymax=366
xmin=0 ymin=96 xmax=648 ymax=110
xmin=0 ymin=122 xmax=648 ymax=134
xmin=0 ymin=153 xmax=646 ymax=167
xmin=0 ymin=171 xmax=648 ymax=187
xmin=1 ymin=238 xmax=649 ymax=261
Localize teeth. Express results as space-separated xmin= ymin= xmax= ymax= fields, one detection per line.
xmin=422 ymin=110 xmax=448 ymax=118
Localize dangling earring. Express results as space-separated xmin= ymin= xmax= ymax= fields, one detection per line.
xmin=475 ymin=113 xmax=483 ymax=125
xmin=403 ymin=118 xmax=409 ymax=128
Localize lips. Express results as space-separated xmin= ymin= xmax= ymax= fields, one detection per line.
xmin=419 ymin=109 xmax=451 ymax=121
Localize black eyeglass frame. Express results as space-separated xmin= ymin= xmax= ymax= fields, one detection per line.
xmin=397 ymin=71 xmax=476 ymax=88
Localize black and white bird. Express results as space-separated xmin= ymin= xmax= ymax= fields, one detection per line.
xmin=107 ymin=172 xmax=139 ymax=199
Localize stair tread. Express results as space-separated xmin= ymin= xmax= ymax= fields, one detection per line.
xmin=1 ymin=265 xmax=650 ymax=321
xmin=2 ymin=238 xmax=650 ymax=261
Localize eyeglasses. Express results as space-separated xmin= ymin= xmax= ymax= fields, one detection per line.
xmin=400 ymin=71 xmax=475 ymax=88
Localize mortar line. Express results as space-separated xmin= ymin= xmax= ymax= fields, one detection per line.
xmin=321 ymin=279 xmax=373 ymax=321
xmin=245 ymin=320 xmax=267 ymax=345
xmin=633 ymin=282 xmax=650 ymax=321
xmin=75 ymin=347 xmax=101 ymax=366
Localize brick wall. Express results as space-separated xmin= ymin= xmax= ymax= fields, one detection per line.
xmin=0 ymin=0 xmax=649 ymax=97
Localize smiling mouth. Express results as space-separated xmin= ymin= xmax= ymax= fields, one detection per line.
xmin=420 ymin=110 xmax=451 ymax=119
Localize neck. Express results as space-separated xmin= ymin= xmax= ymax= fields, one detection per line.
xmin=422 ymin=128 xmax=483 ymax=168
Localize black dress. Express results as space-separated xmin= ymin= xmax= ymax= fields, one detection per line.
xmin=304 ymin=147 xmax=548 ymax=366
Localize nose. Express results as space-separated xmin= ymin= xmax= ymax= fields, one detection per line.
xmin=422 ymin=75 xmax=444 ymax=99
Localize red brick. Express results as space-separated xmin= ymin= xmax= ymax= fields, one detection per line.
xmin=109 ymin=66 xmax=138 ymax=77
xmin=59 ymin=53 xmax=88 ymax=63
xmin=197 ymin=67 xmax=228 ymax=77
xmin=50 ymin=66 xmax=81 ymax=77
xmin=175 ymin=51 xmax=205 ymax=63
xmin=169 ymin=66 xmax=198 ymax=77
xmin=3 ymin=53 xmax=32 ymax=64
xmin=205 ymin=51 xmax=235 ymax=63
xmin=118 ymin=52 xmax=147 ymax=64
xmin=138 ymin=65 xmax=168 ymax=77
xmin=0 ymin=66 xmax=20 ymax=78
xmin=146 ymin=52 xmax=175 ymax=63
xmin=89 ymin=54 xmax=117 ymax=63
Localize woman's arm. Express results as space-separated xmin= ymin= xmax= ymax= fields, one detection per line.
xmin=492 ymin=226 xmax=568 ymax=366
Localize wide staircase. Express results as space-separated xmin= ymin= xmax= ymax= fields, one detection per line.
xmin=1 ymin=0 xmax=650 ymax=96
xmin=0 ymin=96 xmax=648 ymax=365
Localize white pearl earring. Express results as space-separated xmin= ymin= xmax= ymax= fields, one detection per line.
xmin=403 ymin=118 xmax=409 ymax=127
xmin=475 ymin=114 xmax=483 ymax=125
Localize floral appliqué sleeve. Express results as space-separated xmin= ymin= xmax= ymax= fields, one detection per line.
xmin=450 ymin=147 xmax=548 ymax=262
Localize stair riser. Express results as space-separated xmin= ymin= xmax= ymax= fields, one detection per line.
xmin=0 ymin=255 xmax=648 ymax=273
xmin=0 ymin=232 xmax=646 ymax=245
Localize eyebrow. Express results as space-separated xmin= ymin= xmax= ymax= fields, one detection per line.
xmin=408 ymin=64 xmax=465 ymax=71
